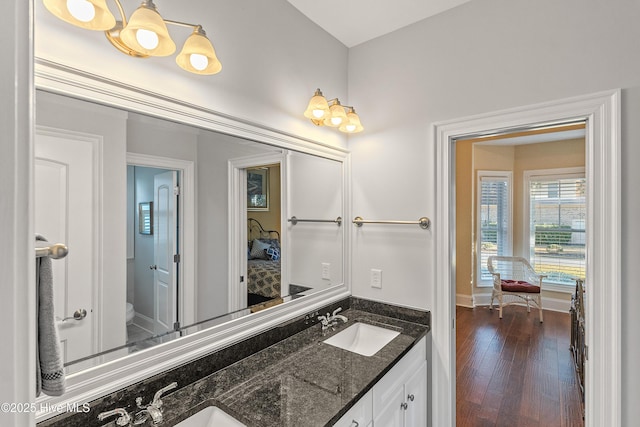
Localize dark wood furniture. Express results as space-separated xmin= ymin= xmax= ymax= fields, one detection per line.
xmin=570 ymin=278 xmax=586 ymax=407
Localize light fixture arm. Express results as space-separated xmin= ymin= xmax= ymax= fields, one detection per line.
xmin=110 ymin=0 xmax=202 ymax=32
xmin=326 ymin=98 xmax=355 ymax=111
xmin=110 ymin=0 xmax=128 ymax=26
xmin=163 ymin=20 xmax=204 ymax=33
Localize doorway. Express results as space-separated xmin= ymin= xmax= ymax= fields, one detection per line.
xmin=246 ymin=164 xmax=283 ymax=310
xmin=454 ymin=124 xmax=587 ymax=424
xmin=228 ymin=152 xmax=287 ymax=314
xmin=126 ymin=165 xmax=179 ymax=342
xmin=126 ymin=153 xmax=196 ymax=343
xmin=433 ymin=90 xmax=621 ymax=426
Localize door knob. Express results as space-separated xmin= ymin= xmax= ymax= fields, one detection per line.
xmin=58 ymin=308 xmax=87 ymax=322
xmin=149 ymin=265 xmax=157 ymax=270
xmin=407 ymin=394 xmax=415 ymax=401
xmin=401 ymin=402 xmax=408 ymax=410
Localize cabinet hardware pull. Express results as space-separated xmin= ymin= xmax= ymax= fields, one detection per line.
xmin=401 ymin=402 xmax=408 ymax=410
xmin=350 ymin=421 xmax=359 ymax=427
xmin=407 ymin=394 xmax=415 ymax=401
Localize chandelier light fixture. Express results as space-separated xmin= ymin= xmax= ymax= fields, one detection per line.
xmin=303 ymin=88 xmax=364 ymax=133
xmin=43 ymin=0 xmax=222 ymax=75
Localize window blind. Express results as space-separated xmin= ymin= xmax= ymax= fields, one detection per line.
xmin=529 ymin=176 xmax=586 ymax=285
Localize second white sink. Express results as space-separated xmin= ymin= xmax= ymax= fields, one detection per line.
xmin=174 ymin=406 xmax=246 ymax=427
xmin=322 ymin=322 xmax=400 ymax=356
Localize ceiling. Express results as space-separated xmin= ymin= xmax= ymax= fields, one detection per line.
xmin=287 ymin=0 xmax=473 ymax=48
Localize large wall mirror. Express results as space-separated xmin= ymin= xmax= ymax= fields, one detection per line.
xmin=33 ymin=63 xmax=350 ymax=419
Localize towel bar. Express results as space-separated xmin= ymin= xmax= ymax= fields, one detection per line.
xmin=35 ymin=243 xmax=69 ymax=259
xmin=288 ymin=216 xmax=342 ymax=226
xmin=352 ymin=216 xmax=431 ymax=230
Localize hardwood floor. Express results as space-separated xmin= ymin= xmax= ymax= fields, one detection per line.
xmin=456 ymin=305 xmax=583 ymax=427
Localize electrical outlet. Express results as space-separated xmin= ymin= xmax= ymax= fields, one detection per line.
xmin=371 ymin=269 xmax=382 ymax=289
xmin=322 ymin=262 xmax=331 ymax=280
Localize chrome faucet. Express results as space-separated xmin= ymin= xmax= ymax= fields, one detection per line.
xmin=97 ymin=408 xmax=131 ymax=426
xmin=318 ymin=307 xmax=348 ymax=334
xmin=133 ymin=382 xmax=177 ymax=425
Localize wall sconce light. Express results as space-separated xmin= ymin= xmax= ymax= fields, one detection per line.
xmin=43 ymin=0 xmax=222 ymax=75
xmin=304 ymin=88 xmax=364 ymax=133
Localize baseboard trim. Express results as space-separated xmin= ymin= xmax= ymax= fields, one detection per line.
xmin=133 ymin=312 xmax=154 ymax=333
xmin=456 ymin=294 xmax=475 ymax=308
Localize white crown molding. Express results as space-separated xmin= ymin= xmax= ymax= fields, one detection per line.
xmin=34 ymin=58 xmax=349 ymax=160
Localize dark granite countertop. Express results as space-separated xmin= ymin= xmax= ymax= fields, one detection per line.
xmin=159 ymin=308 xmax=429 ymax=427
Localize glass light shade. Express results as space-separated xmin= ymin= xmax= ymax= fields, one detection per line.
xmin=43 ymin=0 xmax=116 ymax=31
xmin=303 ymin=89 xmax=330 ymax=123
xmin=339 ymin=110 xmax=364 ymax=133
xmin=119 ymin=3 xmax=176 ymax=56
xmin=136 ymin=28 xmax=159 ymax=50
xmin=324 ymin=102 xmax=348 ymax=127
xmin=176 ymin=29 xmax=223 ymax=75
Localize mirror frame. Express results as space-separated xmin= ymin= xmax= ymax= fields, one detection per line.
xmin=34 ymin=58 xmax=351 ymax=421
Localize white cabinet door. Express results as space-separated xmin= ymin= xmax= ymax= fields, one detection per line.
xmin=373 ymin=383 xmax=405 ymax=427
xmin=334 ymin=390 xmax=373 ymax=427
xmin=373 ymin=337 xmax=428 ymax=427
xmin=404 ymin=361 xmax=428 ymax=427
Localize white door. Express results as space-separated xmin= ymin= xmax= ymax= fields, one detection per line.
xmin=153 ymin=171 xmax=178 ymax=334
xmin=35 ymin=130 xmax=98 ymax=363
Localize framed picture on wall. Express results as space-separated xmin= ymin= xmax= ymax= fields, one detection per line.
xmin=247 ymin=167 xmax=269 ymax=211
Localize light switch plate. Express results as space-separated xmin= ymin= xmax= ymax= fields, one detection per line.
xmin=322 ymin=262 xmax=331 ymax=280
xmin=371 ymin=269 xmax=382 ymax=288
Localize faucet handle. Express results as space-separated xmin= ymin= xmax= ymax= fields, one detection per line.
xmin=152 ymin=381 xmax=178 ymax=408
xmin=97 ymin=408 xmax=131 ymax=426
xmin=332 ymin=307 xmax=342 ymax=317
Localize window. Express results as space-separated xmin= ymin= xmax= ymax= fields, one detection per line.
xmin=477 ymin=171 xmax=512 ymax=285
xmin=525 ymin=168 xmax=586 ymax=288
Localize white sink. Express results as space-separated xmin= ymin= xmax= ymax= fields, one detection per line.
xmin=174 ymin=406 xmax=246 ymax=427
xmin=322 ymin=322 xmax=400 ymax=356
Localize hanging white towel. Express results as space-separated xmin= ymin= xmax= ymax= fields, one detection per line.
xmin=36 ymin=234 xmax=66 ymax=397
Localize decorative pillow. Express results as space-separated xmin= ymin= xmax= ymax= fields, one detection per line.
xmin=250 ymin=239 xmax=270 ymax=259
xmin=266 ymin=245 xmax=280 ymax=261
xmin=259 ymin=238 xmax=280 ymax=249
xmin=501 ymin=279 xmax=540 ymax=293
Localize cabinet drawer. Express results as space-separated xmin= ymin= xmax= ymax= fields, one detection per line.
xmin=334 ymin=390 xmax=373 ymax=427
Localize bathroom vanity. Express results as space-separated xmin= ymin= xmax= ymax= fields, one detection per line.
xmin=38 ymin=298 xmax=429 ymax=427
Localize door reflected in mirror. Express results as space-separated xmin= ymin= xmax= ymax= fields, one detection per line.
xmin=35 ymin=89 xmax=345 ymax=376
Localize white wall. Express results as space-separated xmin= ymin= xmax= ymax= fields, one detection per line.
xmin=196 ymin=130 xmax=278 ymax=320
xmin=347 ymin=0 xmax=640 ymax=423
xmin=288 ymin=152 xmax=344 ymax=288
